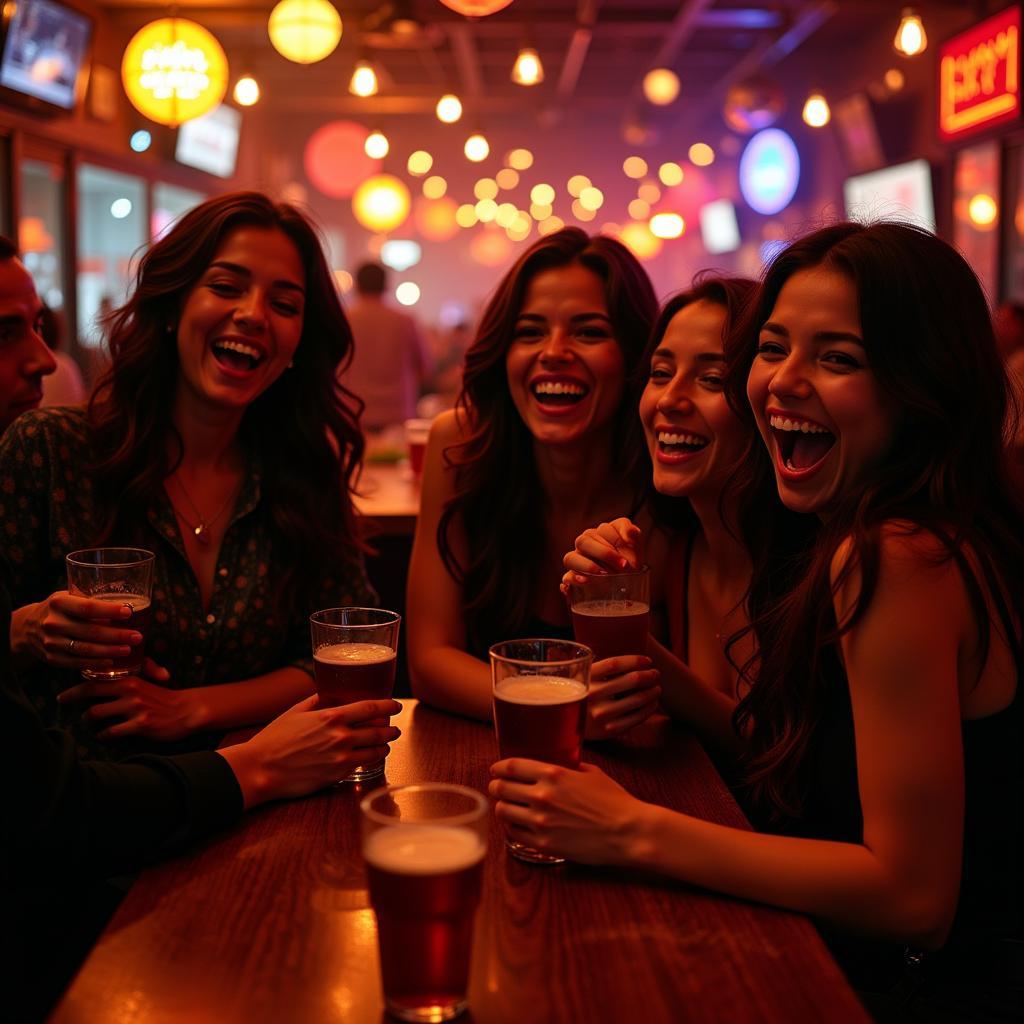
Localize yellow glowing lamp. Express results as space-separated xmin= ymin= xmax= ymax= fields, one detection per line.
xmin=894 ymin=8 xmax=927 ymax=57
xmin=968 ymin=193 xmax=998 ymax=229
xmin=439 ymin=0 xmax=514 ymax=16
xmin=122 ymin=19 xmax=228 ymax=127
xmin=802 ymin=93 xmax=831 ymax=128
xmin=620 ymin=221 xmax=663 ymax=261
xmin=352 ymin=174 xmax=411 ymax=233
xmin=268 ymin=0 xmax=342 ymax=65
xmin=643 ymin=68 xmax=680 ymax=106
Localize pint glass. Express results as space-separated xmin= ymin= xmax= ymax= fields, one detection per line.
xmin=310 ymin=607 xmax=401 ymax=782
xmin=361 ymin=783 xmax=488 ymax=1022
xmin=489 ymin=639 xmax=591 ymax=864
xmin=568 ymin=565 xmax=650 ymax=662
xmin=66 ymin=548 xmax=155 ymax=680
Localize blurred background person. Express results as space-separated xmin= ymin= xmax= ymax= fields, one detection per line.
xmin=38 ymin=302 xmax=86 ymax=408
xmin=342 ymin=260 xmax=433 ymax=433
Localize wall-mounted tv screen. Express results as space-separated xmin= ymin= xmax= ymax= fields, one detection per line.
xmin=175 ymin=105 xmax=241 ymax=179
xmin=843 ymin=159 xmax=936 ymax=233
xmin=699 ymin=199 xmax=741 ymax=255
xmin=0 ymin=0 xmax=92 ymax=112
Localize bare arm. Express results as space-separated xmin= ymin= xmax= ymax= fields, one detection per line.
xmin=494 ymin=529 xmax=972 ymax=946
xmin=406 ymin=410 xmax=493 ymax=721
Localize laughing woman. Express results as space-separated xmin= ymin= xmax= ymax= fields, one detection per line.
xmin=492 ymin=223 xmax=1022 ymax=1017
xmin=2 ymin=191 xmax=376 ymax=759
xmin=407 ymin=228 xmax=667 ymax=737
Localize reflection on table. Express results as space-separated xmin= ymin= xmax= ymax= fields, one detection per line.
xmin=51 ymin=702 xmax=868 ymax=1024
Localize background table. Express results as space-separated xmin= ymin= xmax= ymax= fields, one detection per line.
xmin=51 ymin=703 xmax=868 ymax=1024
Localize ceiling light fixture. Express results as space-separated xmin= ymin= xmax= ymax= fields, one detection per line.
xmin=512 ymin=46 xmax=544 ymax=86
xmin=436 ymin=93 xmax=463 ymax=123
xmin=894 ymin=8 xmax=927 ymax=56
xmin=349 ymin=60 xmax=379 ymax=97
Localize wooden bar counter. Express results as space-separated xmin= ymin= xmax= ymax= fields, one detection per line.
xmin=51 ymin=702 xmax=868 ymax=1024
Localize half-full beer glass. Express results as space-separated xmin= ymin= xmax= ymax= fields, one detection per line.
xmin=66 ymin=548 xmax=155 ymax=680
xmin=310 ymin=607 xmax=401 ymax=782
xmin=489 ymin=639 xmax=591 ymax=864
xmin=568 ymin=565 xmax=650 ymax=662
xmin=361 ymin=783 xmax=488 ymax=1022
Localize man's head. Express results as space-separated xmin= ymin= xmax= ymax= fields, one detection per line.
xmin=0 ymin=235 xmax=57 ymax=431
xmin=355 ymin=261 xmax=387 ymax=297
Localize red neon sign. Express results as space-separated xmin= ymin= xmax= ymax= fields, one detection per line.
xmin=939 ymin=6 xmax=1021 ymax=141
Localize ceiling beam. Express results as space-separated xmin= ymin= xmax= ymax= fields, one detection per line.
xmin=556 ymin=0 xmax=599 ymax=102
xmin=448 ymin=21 xmax=484 ymax=98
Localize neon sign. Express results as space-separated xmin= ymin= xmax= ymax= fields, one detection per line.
xmin=939 ymin=6 xmax=1021 ymax=141
xmin=739 ymin=129 xmax=800 ymax=216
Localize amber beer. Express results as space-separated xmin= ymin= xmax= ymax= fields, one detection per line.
xmin=313 ymin=642 xmax=397 ymax=705
xmin=571 ymin=599 xmax=650 ymax=662
xmin=310 ymin=607 xmax=401 ymax=783
xmin=493 ymin=675 xmax=588 ymax=768
xmin=361 ymin=784 xmax=488 ymax=1022
xmin=365 ymin=826 xmax=485 ymax=1020
xmin=489 ymin=640 xmax=591 ymax=864
xmin=569 ymin=566 xmax=651 ymax=662
xmin=91 ymin=594 xmax=151 ymax=679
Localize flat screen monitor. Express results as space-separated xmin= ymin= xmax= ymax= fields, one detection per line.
xmin=175 ymin=105 xmax=242 ymax=178
xmin=699 ymin=199 xmax=741 ymax=255
xmin=843 ymin=159 xmax=936 ymax=232
xmin=0 ymin=0 xmax=92 ymax=112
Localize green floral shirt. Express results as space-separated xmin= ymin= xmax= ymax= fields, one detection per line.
xmin=0 ymin=407 xmax=376 ymax=761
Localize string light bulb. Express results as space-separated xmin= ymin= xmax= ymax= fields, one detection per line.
xmin=894 ymin=8 xmax=927 ymax=57
xmin=349 ymin=60 xmax=379 ymax=97
xmin=802 ymin=93 xmax=831 ymax=128
xmin=436 ymin=93 xmax=463 ymax=123
xmin=233 ymin=75 xmax=260 ymax=106
xmin=465 ymin=132 xmax=490 ymax=162
xmin=511 ymin=47 xmax=544 ymax=86
xmin=364 ymin=130 xmax=389 ymax=158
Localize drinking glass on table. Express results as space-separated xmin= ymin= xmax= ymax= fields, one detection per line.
xmin=65 ymin=548 xmax=155 ymax=680
xmin=489 ymin=639 xmax=591 ymax=864
xmin=361 ymin=783 xmax=487 ymax=1023
xmin=568 ymin=565 xmax=650 ymax=662
xmin=310 ymin=607 xmax=401 ymax=782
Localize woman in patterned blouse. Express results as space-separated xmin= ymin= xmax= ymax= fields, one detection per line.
xmin=1 ymin=191 xmax=377 ymax=759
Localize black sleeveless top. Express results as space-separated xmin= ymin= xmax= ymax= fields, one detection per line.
xmin=470 ymin=614 xmax=575 ymax=662
xmin=754 ymin=639 xmax=1022 ymax=989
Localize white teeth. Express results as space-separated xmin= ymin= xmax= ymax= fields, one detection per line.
xmin=769 ymin=414 xmax=828 ymax=434
xmin=214 ymin=339 xmax=263 ymax=361
xmin=658 ymin=431 xmax=706 ymax=446
xmin=533 ymin=381 xmax=585 ymax=395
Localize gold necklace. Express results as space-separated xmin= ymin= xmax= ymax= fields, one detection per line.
xmin=168 ymin=473 xmax=239 ymax=547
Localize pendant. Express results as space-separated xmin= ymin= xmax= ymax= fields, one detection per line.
xmin=194 ymin=523 xmax=211 ymax=546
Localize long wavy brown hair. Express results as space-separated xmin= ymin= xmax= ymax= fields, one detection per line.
xmin=438 ymin=228 xmax=658 ymax=653
xmin=87 ymin=191 xmax=366 ymax=612
xmin=724 ymin=221 xmax=1023 ymax=822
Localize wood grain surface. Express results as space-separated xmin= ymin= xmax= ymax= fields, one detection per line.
xmin=51 ymin=701 xmax=868 ymax=1024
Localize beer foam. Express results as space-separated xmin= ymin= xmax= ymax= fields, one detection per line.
xmin=572 ymin=599 xmax=649 ymax=617
xmin=364 ymin=825 xmax=485 ymax=875
xmin=315 ymin=642 xmax=395 ymax=665
xmin=495 ymin=675 xmax=587 ymax=705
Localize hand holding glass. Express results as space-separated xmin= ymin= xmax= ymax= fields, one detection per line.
xmin=65 ymin=548 xmax=155 ymax=680
xmin=490 ymin=639 xmax=591 ymax=864
xmin=310 ymin=607 xmax=400 ymax=782
xmin=568 ymin=565 xmax=650 ymax=662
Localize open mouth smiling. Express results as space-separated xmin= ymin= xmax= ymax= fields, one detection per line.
xmin=211 ymin=338 xmax=266 ymax=373
xmin=657 ymin=430 xmax=709 ymax=455
xmin=769 ymin=412 xmax=836 ymax=474
xmin=530 ymin=377 xmax=590 ymax=407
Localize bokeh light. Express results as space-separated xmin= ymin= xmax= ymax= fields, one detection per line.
xmin=658 ymin=162 xmax=684 ymax=186
xmin=638 ymin=182 xmax=661 ymax=204
xmin=538 ymin=215 xmax=565 ymax=236
xmin=643 ymin=68 xmax=680 ymax=105
xmin=233 ymin=75 xmax=260 ymax=106
xmin=507 ymin=148 xmax=534 ymax=170
xmin=620 ymin=221 xmax=663 ymax=260
xmin=474 ymin=178 xmax=499 ymax=200
xmin=628 ymin=198 xmax=651 ymax=220
xmin=455 ymin=204 xmax=478 ymax=228
xmin=305 ymin=121 xmax=380 ymax=198
xmin=578 ymin=187 xmax=603 ymax=211
xmin=364 ymin=131 xmax=389 ymax=158
xmin=649 ymin=212 xmax=684 ymax=239
xmin=407 ymin=150 xmax=433 ymax=176
xmin=436 ymin=93 xmax=463 ymax=123
xmin=414 ymin=197 xmax=460 ymax=241
xmin=623 ymin=156 xmax=648 ymax=179
xmin=465 ymin=133 xmax=490 ymax=162
xmin=423 ymin=175 xmax=447 ymax=199
xmin=395 ymin=281 xmax=420 ymax=306
xmin=567 ymin=175 xmax=591 ymax=197
xmin=352 ymin=174 xmax=411 ymax=232
xmin=496 ymin=168 xmax=520 ymax=190
xmin=689 ymin=142 xmax=715 ymax=166
xmin=268 ymin=0 xmax=342 ymax=65
xmin=530 ymin=183 xmax=555 ymax=205
xmin=475 ymin=198 xmax=498 ymax=222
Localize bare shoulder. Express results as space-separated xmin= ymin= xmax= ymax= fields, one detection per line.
xmin=830 ymin=520 xmax=958 ymax=587
xmin=428 ymin=408 xmax=470 ymax=448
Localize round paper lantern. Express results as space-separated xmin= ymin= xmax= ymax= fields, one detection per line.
xmin=414 ymin=197 xmax=460 ymax=242
xmin=121 ymin=18 xmax=228 ymax=127
xmin=304 ymin=121 xmax=380 ymax=199
xmin=723 ymin=74 xmax=785 ymax=135
xmin=439 ymin=0 xmax=515 ymax=16
xmin=268 ymin=0 xmax=342 ymax=65
xmin=352 ymin=175 xmax=411 ymax=233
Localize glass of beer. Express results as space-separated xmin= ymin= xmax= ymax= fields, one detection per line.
xmin=568 ymin=565 xmax=650 ymax=662
xmin=361 ymin=783 xmax=487 ymax=1022
xmin=309 ymin=606 xmax=400 ymax=782
xmin=489 ymin=639 xmax=591 ymax=864
xmin=65 ymin=548 xmax=155 ymax=680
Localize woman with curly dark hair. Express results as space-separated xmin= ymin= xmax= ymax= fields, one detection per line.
xmin=2 ymin=191 xmax=376 ymax=759
xmin=491 ymin=223 xmax=1021 ymax=1018
xmin=406 ymin=228 xmax=667 ymax=739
